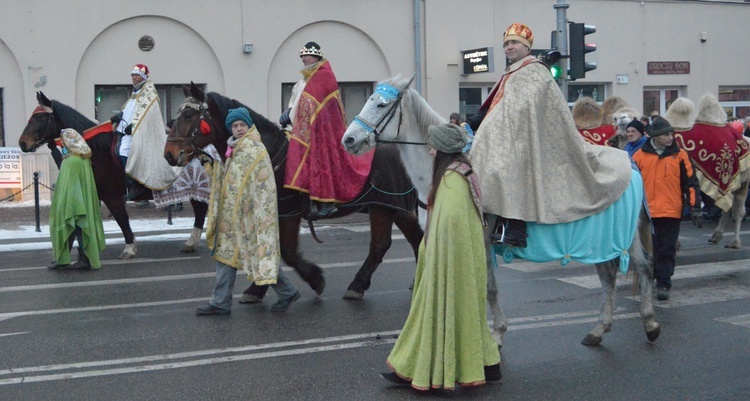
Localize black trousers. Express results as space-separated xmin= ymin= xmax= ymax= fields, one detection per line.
xmin=652 ymin=217 xmax=681 ymax=289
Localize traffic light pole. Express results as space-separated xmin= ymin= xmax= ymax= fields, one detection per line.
xmin=554 ymin=0 xmax=569 ymax=101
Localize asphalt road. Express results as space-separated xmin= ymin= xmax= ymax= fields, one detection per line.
xmin=0 ymin=216 xmax=749 ymax=400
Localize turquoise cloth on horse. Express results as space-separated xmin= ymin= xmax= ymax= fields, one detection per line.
xmin=494 ymin=169 xmax=643 ymax=274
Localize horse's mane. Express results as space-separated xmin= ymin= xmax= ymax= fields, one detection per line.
xmin=51 ymin=100 xmax=97 ymax=133
xmin=51 ymin=100 xmax=112 ymax=152
xmin=379 ymin=75 xmax=445 ymax=139
xmin=205 ymin=92 xmax=286 ymax=159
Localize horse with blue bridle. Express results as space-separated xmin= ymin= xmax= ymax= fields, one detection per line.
xmin=343 ymin=75 xmax=660 ymax=347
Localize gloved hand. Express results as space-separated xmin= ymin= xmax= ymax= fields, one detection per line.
xmin=124 ymin=124 xmax=133 ymax=136
xmin=691 ymin=207 xmax=703 ymax=228
xmin=279 ymin=108 xmax=292 ymax=127
xmin=110 ymin=111 xmax=124 ymax=125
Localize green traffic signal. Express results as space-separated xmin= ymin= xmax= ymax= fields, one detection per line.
xmin=550 ymin=64 xmax=562 ymax=80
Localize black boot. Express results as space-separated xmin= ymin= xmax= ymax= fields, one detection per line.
xmin=484 ymin=363 xmax=502 ymax=382
xmin=504 ymin=219 xmax=528 ymax=248
xmin=124 ymin=178 xmax=145 ymax=201
xmin=69 ymin=251 xmax=91 ymax=270
xmin=489 ymin=218 xmax=527 ymax=248
xmin=308 ymin=201 xmax=338 ymax=221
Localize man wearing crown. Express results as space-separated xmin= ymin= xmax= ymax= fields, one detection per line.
xmin=470 ymin=23 xmax=632 ymax=247
xmin=111 ymin=64 xmax=179 ymax=200
xmin=280 ymin=42 xmax=373 ymax=220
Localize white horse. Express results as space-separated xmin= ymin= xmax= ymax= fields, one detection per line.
xmin=342 ymin=74 xmax=660 ymax=347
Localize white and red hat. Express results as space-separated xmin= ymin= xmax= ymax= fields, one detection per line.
xmin=130 ymin=64 xmax=149 ymax=80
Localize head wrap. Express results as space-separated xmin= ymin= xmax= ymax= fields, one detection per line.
xmin=648 ymin=116 xmax=674 ymax=137
xmin=61 ymin=128 xmax=91 ymax=158
xmin=427 ymin=123 xmax=467 ymax=154
xmin=503 ymin=23 xmax=534 ymax=48
xmin=300 ymin=41 xmax=323 ymax=59
xmin=225 ymin=107 xmax=254 ymax=132
xmin=131 ymin=64 xmax=149 ymax=80
xmin=625 ymin=120 xmax=645 ymax=136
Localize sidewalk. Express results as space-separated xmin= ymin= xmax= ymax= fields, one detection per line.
xmin=0 ymin=199 xmax=370 ymax=246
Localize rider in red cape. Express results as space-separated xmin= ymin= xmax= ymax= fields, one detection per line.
xmin=282 ymin=42 xmax=373 ymax=219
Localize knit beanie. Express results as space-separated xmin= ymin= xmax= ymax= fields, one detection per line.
xmin=625 ymin=120 xmax=645 ymax=136
xmin=225 ymin=107 xmax=254 ymax=131
xmin=648 ymin=116 xmax=674 ymax=137
xmin=427 ymin=123 xmax=467 ymax=154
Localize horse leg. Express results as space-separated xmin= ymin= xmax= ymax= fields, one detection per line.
xmin=582 ymin=260 xmax=617 ymax=346
xmin=484 ymin=214 xmax=507 ymax=348
xmin=344 ymin=207 xmax=396 ymax=299
xmin=101 ymin=196 xmax=137 ymax=259
xmin=181 ymin=199 xmax=207 ymax=253
xmin=636 ymin=256 xmax=660 ymax=342
xmin=726 ymin=180 xmax=749 ymax=249
xmin=279 ymin=215 xmax=326 ymax=295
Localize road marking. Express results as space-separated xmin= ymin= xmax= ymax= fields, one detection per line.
xmin=626 ymin=284 xmax=750 ymax=308
xmin=0 ymin=309 xmax=640 ymax=385
xmin=0 ymin=332 xmax=28 ymax=338
xmin=558 ymin=258 xmax=750 ymax=289
xmin=0 ymin=256 xmax=201 ymax=273
xmin=0 ymin=256 xmax=415 ymax=294
xmin=716 ymin=314 xmax=750 ymax=328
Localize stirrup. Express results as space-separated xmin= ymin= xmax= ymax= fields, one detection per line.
xmin=489 ymin=221 xmax=506 ymax=244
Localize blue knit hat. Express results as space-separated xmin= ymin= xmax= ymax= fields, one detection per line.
xmin=225 ymin=107 xmax=254 ymax=131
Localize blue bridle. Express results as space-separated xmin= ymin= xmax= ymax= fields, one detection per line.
xmin=352 ymin=83 xmax=424 ymax=145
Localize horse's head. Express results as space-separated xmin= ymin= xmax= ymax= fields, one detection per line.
xmin=165 ymin=82 xmax=221 ymax=166
xmin=19 ymin=92 xmax=59 ymax=152
xmin=342 ymin=74 xmax=415 ymax=155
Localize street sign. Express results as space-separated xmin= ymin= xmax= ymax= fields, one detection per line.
xmin=0 ymin=147 xmax=22 ymax=189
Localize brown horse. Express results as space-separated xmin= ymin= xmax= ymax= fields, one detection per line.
xmin=165 ymin=83 xmax=424 ymax=299
xmin=18 ymin=91 xmax=209 ymax=259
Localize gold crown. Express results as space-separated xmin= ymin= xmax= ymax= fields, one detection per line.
xmin=503 ymin=23 xmax=534 ymax=47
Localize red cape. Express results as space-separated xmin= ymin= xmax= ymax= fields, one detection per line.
xmin=284 ymin=60 xmax=373 ymax=202
xmin=577 ymin=125 xmax=616 ymax=146
xmin=674 ymin=123 xmax=750 ymax=209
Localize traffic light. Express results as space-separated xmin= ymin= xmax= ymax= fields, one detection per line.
xmin=569 ymin=22 xmax=597 ymax=80
xmin=530 ymin=49 xmax=562 ymax=80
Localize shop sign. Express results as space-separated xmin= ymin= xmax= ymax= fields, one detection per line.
xmin=462 ymin=47 xmax=494 ymax=74
xmin=647 ymin=61 xmax=690 ymax=75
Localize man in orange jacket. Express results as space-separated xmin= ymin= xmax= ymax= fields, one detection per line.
xmin=632 ymin=116 xmax=702 ymax=301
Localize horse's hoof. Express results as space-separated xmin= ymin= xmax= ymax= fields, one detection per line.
xmin=725 ymin=242 xmax=741 ymax=249
xmin=708 ymin=235 xmax=721 ymax=244
xmin=119 ymin=252 xmax=136 ymax=260
xmin=581 ymin=334 xmax=602 ymax=346
xmin=646 ymin=326 xmax=661 ymax=342
xmin=312 ymin=277 xmax=326 ymax=296
xmin=180 ymin=245 xmax=196 ymax=253
xmin=491 ymin=331 xmax=504 ymax=349
xmin=343 ymin=290 xmax=364 ymax=300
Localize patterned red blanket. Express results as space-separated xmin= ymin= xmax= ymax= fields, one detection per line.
xmin=578 ymin=125 xmax=616 ymax=146
xmin=674 ymin=122 xmax=750 ymax=210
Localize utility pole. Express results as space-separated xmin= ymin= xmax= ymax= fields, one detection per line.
xmin=554 ymin=0 xmax=569 ymax=101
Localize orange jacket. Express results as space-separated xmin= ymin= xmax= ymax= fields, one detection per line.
xmin=632 ymin=140 xmax=700 ymax=219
